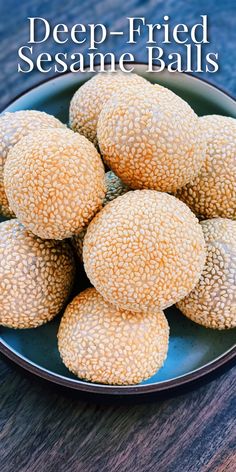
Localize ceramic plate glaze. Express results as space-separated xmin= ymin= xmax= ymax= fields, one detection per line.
xmin=0 ymin=65 xmax=235 ymax=396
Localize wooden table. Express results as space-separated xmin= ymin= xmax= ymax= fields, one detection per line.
xmin=1 ymin=359 xmax=235 ymax=471
xmin=0 ymin=1 xmax=235 ymax=471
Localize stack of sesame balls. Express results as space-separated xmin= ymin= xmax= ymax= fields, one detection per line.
xmin=0 ymin=72 xmax=235 ymax=386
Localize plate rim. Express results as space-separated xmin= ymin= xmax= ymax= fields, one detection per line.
xmin=0 ymin=337 xmax=235 ymax=395
xmin=0 ymin=64 xmax=235 ymax=395
xmin=1 ymin=62 xmax=235 ymax=112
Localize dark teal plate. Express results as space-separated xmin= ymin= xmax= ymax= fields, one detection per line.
xmin=0 ymin=65 xmax=235 ymax=395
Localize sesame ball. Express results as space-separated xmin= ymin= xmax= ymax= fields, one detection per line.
xmin=83 ymin=190 xmax=206 ymax=312
xmin=176 ymin=115 xmax=236 ymax=219
xmin=69 ymin=72 xmax=151 ymax=147
xmin=58 ymin=288 xmax=169 ymax=385
xmin=4 ymin=128 xmax=106 ymax=240
xmin=97 ymin=84 xmax=206 ymax=192
xmin=0 ymin=219 xmax=75 ymax=329
xmin=177 ymin=218 xmax=236 ymax=330
xmin=73 ymin=171 xmax=130 ymax=260
xmin=0 ymin=110 xmax=65 ymax=218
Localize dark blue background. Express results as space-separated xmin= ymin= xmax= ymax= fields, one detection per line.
xmin=0 ymin=0 xmax=235 ymax=109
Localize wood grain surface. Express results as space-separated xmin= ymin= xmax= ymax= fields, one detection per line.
xmin=0 ymin=357 xmax=236 ymax=472
xmin=0 ymin=1 xmax=236 ymax=471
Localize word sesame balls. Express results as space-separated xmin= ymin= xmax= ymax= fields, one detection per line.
xmin=177 ymin=218 xmax=236 ymax=330
xmin=97 ymin=84 xmax=206 ymax=192
xmin=4 ymin=128 xmax=106 ymax=240
xmin=83 ymin=190 xmax=206 ymax=313
xmin=69 ymin=72 xmax=151 ymax=147
xmin=176 ymin=115 xmax=236 ymax=219
xmin=58 ymin=288 xmax=169 ymax=385
xmin=73 ymin=171 xmax=130 ymax=261
xmin=0 ymin=110 xmax=65 ymax=218
xmin=0 ymin=219 xmax=75 ymax=329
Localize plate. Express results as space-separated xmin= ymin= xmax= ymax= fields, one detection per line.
xmin=0 ymin=64 xmax=235 ymax=396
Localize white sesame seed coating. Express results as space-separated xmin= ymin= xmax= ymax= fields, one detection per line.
xmin=0 ymin=219 xmax=76 ymax=329
xmin=69 ymin=72 xmax=151 ymax=147
xmin=4 ymin=128 xmax=106 ymax=240
xmin=73 ymin=171 xmax=130 ymax=261
xmin=0 ymin=110 xmax=65 ymax=218
xmin=58 ymin=287 xmax=169 ymax=385
xmin=83 ymin=190 xmax=206 ymax=312
xmin=177 ymin=218 xmax=236 ymax=330
xmin=176 ymin=115 xmax=236 ymax=219
xmin=97 ymin=84 xmax=206 ymax=192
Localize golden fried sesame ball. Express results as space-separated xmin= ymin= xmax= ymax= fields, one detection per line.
xmin=0 ymin=219 xmax=75 ymax=329
xmin=69 ymin=72 xmax=151 ymax=147
xmin=97 ymin=84 xmax=206 ymax=192
xmin=0 ymin=110 xmax=65 ymax=218
xmin=58 ymin=287 xmax=169 ymax=385
xmin=83 ymin=190 xmax=206 ymax=312
xmin=177 ymin=218 xmax=236 ymax=330
xmin=73 ymin=171 xmax=130 ymax=260
xmin=4 ymin=128 xmax=106 ymax=240
xmin=176 ymin=115 xmax=236 ymax=219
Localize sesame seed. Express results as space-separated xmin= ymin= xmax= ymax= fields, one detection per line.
xmin=97 ymin=84 xmax=206 ymax=192
xmin=176 ymin=115 xmax=236 ymax=219
xmin=4 ymin=128 xmax=106 ymax=240
xmin=69 ymin=72 xmax=151 ymax=147
xmin=0 ymin=219 xmax=75 ymax=329
xmin=177 ymin=218 xmax=236 ymax=329
xmin=58 ymin=287 xmax=169 ymax=385
xmin=0 ymin=110 xmax=65 ymax=218
xmin=83 ymin=190 xmax=206 ymax=312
